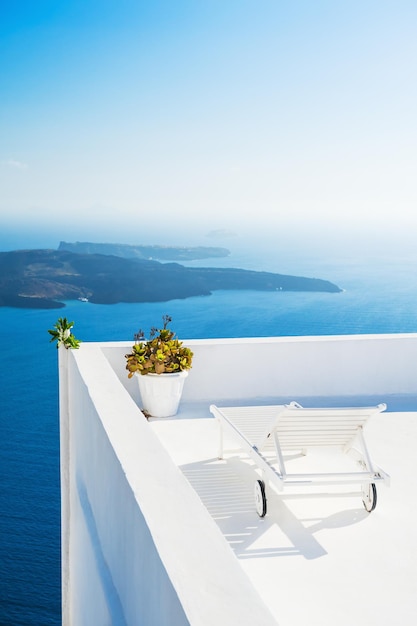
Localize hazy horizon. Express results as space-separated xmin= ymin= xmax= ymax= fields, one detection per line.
xmin=1 ymin=0 xmax=416 ymax=248
xmin=2 ymin=219 xmax=417 ymax=281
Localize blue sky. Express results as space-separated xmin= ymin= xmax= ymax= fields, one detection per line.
xmin=1 ymin=0 xmax=416 ymax=248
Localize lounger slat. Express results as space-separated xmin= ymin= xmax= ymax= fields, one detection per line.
xmin=278 ymin=418 xmax=368 ymax=425
xmin=284 ymin=472 xmax=384 ymax=483
xmin=279 ymin=434 xmax=356 ymax=442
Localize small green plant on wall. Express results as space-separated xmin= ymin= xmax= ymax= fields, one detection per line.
xmin=48 ymin=317 xmax=81 ymax=349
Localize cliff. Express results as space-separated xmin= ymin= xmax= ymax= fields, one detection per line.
xmin=0 ymin=249 xmax=342 ymax=309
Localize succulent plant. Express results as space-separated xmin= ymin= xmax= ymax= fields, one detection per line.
xmin=125 ymin=315 xmax=193 ymax=377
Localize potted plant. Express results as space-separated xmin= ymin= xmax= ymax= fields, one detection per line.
xmin=125 ymin=315 xmax=193 ymax=417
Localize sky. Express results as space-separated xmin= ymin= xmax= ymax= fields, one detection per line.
xmin=1 ymin=0 xmax=416 ymax=250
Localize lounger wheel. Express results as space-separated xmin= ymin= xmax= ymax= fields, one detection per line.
xmin=362 ymin=482 xmax=377 ymax=512
xmin=255 ymin=479 xmax=267 ymax=517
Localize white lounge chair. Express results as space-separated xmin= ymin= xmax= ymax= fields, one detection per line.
xmin=209 ymin=402 xmax=390 ymax=517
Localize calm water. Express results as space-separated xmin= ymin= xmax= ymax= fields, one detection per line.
xmin=1 ymin=245 xmax=417 ymax=624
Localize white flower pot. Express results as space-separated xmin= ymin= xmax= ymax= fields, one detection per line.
xmin=136 ymin=370 xmax=189 ymax=417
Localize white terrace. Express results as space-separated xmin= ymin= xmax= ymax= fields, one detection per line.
xmin=59 ymin=334 xmax=417 ymax=626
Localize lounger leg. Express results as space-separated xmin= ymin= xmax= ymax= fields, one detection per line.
xmin=362 ymin=483 xmax=377 ymax=512
xmin=255 ymin=479 xmax=267 ymax=517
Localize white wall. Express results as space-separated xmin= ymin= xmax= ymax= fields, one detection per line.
xmin=103 ymin=333 xmax=417 ymax=404
xmin=61 ymin=342 xmax=279 ymax=626
xmin=63 ymin=348 xmax=191 ymax=626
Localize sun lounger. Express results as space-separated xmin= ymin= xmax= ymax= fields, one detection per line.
xmin=209 ymin=402 xmax=390 ymax=517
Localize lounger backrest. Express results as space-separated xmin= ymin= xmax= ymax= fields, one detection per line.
xmin=269 ymin=403 xmax=386 ymax=450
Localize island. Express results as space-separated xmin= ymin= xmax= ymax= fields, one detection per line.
xmin=0 ymin=249 xmax=342 ymax=309
xmin=58 ymin=241 xmax=231 ymax=261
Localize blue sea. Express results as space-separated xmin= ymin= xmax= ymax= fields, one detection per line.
xmin=1 ymin=239 xmax=417 ymax=625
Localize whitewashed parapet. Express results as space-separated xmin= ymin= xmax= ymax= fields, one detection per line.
xmin=61 ymin=343 xmax=278 ymax=626
xmin=104 ymin=333 xmax=417 ymax=402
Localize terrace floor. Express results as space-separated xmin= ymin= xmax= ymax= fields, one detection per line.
xmin=149 ymin=400 xmax=417 ymax=626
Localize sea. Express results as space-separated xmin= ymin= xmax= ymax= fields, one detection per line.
xmin=1 ymin=234 xmax=417 ymax=625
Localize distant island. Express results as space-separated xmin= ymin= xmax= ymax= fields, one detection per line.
xmin=58 ymin=241 xmax=230 ymax=261
xmin=0 ymin=248 xmax=342 ymax=309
